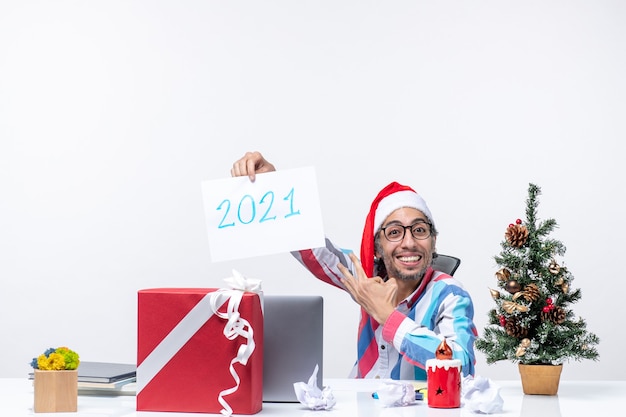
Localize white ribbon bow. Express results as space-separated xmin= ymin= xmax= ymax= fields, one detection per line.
xmin=211 ymin=270 xmax=263 ymax=416
xmin=223 ymin=269 xmax=263 ymax=293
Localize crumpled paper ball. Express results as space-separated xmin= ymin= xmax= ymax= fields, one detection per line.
xmin=293 ymin=364 xmax=336 ymax=410
xmin=375 ymin=380 xmax=418 ymax=407
xmin=462 ymin=375 xmax=504 ymax=414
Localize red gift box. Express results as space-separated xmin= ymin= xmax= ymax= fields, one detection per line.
xmin=136 ymin=288 xmax=263 ymax=415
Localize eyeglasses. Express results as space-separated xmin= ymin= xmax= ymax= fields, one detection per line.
xmin=380 ymin=221 xmax=432 ymax=242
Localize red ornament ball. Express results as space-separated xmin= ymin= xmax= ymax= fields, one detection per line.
xmin=516 ymin=219 xmax=522 ymax=224
xmin=499 ymin=316 xmax=506 ymax=326
xmin=542 ymin=306 xmax=551 ymax=313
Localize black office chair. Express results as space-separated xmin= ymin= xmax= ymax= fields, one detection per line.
xmin=431 ymin=254 xmax=461 ymax=276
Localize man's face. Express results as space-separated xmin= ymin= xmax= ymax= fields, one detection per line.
xmin=375 ymin=207 xmax=436 ymax=282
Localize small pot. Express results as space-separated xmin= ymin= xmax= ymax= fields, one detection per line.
xmin=518 ymin=363 xmax=563 ymax=395
xmin=33 ymin=369 xmax=78 ymax=413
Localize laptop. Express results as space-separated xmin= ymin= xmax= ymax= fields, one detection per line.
xmin=263 ymin=294 xmax=324 ymax=403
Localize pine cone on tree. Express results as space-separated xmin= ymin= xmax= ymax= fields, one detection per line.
xmin=505 ymin=224 xmax=529 ymax=248
xmin=505 ymin=318 xmax=529 ymax=338
xmin=520 ymin=283 xmax=540 ymax=302
xmin=541 ymin=306 xmax=566 ymax=324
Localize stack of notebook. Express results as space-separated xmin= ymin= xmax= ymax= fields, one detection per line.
xmin=30 ymin=361 xmax=137 ymax=395
xmin=75 ymin=362 xmax=136 ymax=394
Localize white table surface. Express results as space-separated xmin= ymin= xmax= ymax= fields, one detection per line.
xmin=1 ymin=378 xmax=623 ymax=416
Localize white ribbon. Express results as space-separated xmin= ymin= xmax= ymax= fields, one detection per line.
xmin=211 ymin=270 xmax=262 ymax=416
xmin=137 ymin=270 xmax=262 ymax=417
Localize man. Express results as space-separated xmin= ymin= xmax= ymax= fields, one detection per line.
xmin=231 ymin=151 xmax=477 ymax=380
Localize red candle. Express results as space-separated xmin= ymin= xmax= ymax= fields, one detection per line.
xmin=426 ymin=339 xmax=462 ymax=408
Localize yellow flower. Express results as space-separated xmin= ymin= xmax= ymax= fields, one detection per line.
xmin=37 ymin=353 xmax=66 ymax=370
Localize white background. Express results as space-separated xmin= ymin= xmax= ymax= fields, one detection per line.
xmin=1 ymin=1 xmax=624 ymax=381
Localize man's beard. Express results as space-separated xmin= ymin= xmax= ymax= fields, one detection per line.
xmin=383 ymin=256 xmax=430 ymax=282
xmin=392 ymin=266 xmax=427 ymax=282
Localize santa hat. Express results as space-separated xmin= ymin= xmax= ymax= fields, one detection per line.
xmin=360 ymin=182 xmax=435 ymax=277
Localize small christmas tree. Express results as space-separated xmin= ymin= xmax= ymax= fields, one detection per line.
xmin=475 ymin=183 xmax=599 ymax=365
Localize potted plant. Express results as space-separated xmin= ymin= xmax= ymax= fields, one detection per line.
xmin=475 ymin=183 xmax=599 ymax=395
xmin=30 ymin=346 xmax=80 ymax=412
